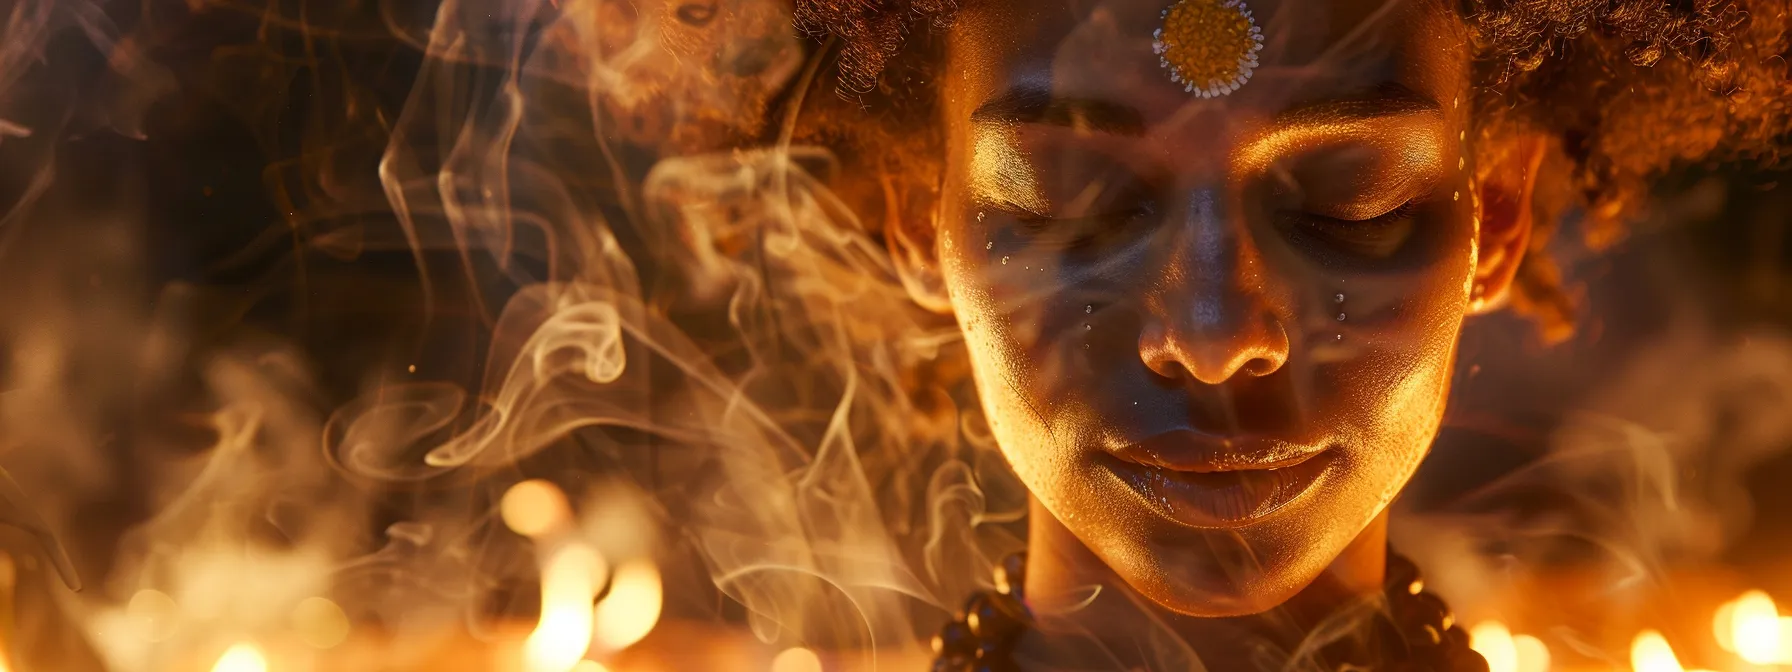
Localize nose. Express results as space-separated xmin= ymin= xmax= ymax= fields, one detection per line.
xmin=1138 ymin=190 xmax=1290 ymax=385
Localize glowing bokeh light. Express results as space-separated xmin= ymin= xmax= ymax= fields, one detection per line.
xmin=1470 ymin=621 xmax=1518 ymax=672
xmin=1512 ymin=634 xmax=1550 ymax=672
xmin=525 ymin=543 xmax=602 ymax=672
xmin=771 ymin=647 xmax=824 ymax=672
xmin=503 ymin=479 xmax=572 ymax=538
xmin=1629 ymin=630 xmax=1716 ymax=672
xmin=1783 ymin=617 xmax=1792 ymax=663
xmin=1714 ymin=598 xmax=1737 ymax=652
xmin=1731 ymin=590 xmax=1783 ymax=664
xmin=1630 ymin=630 xmax=1682 ymax=672
xmin=125 ymin=589 xmax=181 ymax=642
xmin=592 ymin=560 xmax=662 ymax=651
xmin=211 ymin=642 xmax=269 ymax=672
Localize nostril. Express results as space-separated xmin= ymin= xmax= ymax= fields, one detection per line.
xmin=1239 ymin=358 xmax=1279 ymax=377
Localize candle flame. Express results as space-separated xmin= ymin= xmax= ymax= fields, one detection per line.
xmin=1470 ymin=620 xmax=1551 ymax=672
xmin=1470 ymin=621 xmax=1518 ymax=672
xmin=771 ymin=647 xmax=824 ymax=672
xmin=1630 ymin=630 xmax=1717 ymax=672
xmin=1729 ymin=590 xmax=1784 ymax=664
xmin=1512 ymin=634 xmax=1550 ymax=672
xmin=1630 ymin=630 xmax=1683 ymax=672
xmin=592 ymin=560 xmax=662 ymax=652
xmin=210 ymin=642 xmax=268 ymax=672
xmin=1713 ymin=599 xmax=1736 ymax=651
xmin=503 ymin=480 xmax=573 ymax=539
xmin=524 ymin=543 xmax=602 ymax=672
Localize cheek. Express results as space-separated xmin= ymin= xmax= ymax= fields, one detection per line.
xmin=1315 ymin=234 xmax=1475 ymax=500
xmin=936 ymin=213 xmax=1091 ymax=491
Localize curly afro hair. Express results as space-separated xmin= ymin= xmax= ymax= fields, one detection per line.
xmin=791 ymin=0 xmax=1792 ymax=341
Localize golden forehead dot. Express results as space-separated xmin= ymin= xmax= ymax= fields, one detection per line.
xmin=1151 ymin=0 xmax=1264 ymax=98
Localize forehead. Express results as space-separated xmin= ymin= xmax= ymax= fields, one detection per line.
xmin=946 ymin=0 xmax=1467 ymax=122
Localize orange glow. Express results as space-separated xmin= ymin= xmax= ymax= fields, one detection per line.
xmin=211 ymin=642 xmax=269 ymax=672
xmin=524 ymin=543 xmax=602 ymax=672
xmin=771 ymin=647 xmax=824 ymax=672
xmin=1630 ymin=630 xmax=1682 ymax=672
xmin=291 ymin=596 xmax=350 ymax=649
xmin=1713 ymin=598 xmax=1736 ymax=651
xmin=1629 ymin=630 xmax=1716 ymax=672
xmin=502 ymin=480 xmax=574 ymax=538
xmin=125 ymin=589 xmax=181 ymax=643
xmin=1512 ymin=634 xmax=1550 ymax=672
xmin=1470 ymin=620 xmax=1550 ymax=672
xmin=1728 ymin=590 xmax=1784 ymax=664
xmin=1470 ymin=621 xmax=1518 ymax=672
xmin=592 ymin=560 xmax=662 ymax=652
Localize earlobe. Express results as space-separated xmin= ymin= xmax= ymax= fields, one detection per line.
xmin=885 ymin=174 xmax=956 ymax=314
xmin=1467 ymin=136 xmax=1547 ymax=315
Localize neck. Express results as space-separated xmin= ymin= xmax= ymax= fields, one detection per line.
xmin=1019 ymin=499 xmax=1389 ymax=669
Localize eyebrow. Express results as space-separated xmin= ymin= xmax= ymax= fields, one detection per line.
xmin=969 ymin=81 xmax=1442 ymax=136
xmin=1274 ymin=82 xmax=1442 ymax=124
xmin=970 ymin=85 xmax=1148 ymax=136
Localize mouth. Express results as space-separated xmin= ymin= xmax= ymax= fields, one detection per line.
xmin=1098 ymin=431 xmax=1337 ymax=529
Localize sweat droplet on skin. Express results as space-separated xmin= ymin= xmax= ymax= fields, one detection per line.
xmin=1084 ymin=323 xmax=1092 ymax=330
xmin=1336 ymin=313 xmax=1347 ymax=321
xmin=986 ymin=241 xmax=993 ymax=250
xmin=1334 ymin=294 xmax=1344 ymax=304
xmin=1085 ymin=304 xmax=1094 ymax=314
xmin=1001 ymin=256 xmax=1010 ymax=265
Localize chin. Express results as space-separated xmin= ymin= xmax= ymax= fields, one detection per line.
xmin=1102 ymin=530 xmax=1323 ymax=617
xmin=1146 ymin=567 xmax=1311 ymax=617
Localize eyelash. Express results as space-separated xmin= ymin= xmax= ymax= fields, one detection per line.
xmin=1295 ymin=199 xmax=1419 ymax=226
xmin=1277 ymin=199 xmax=1422 ymax=261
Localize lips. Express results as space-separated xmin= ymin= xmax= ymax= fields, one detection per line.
xmin=1099 ymin=431 xmax=1336 ymax=529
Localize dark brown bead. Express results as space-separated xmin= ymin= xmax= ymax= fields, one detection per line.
xmin=1391 ymin=591 xmax=1452 ymax=642
xmin=1441 ymin=625 xmax=1472 ymax=649
xmin=1368 ymin=613 xmax=1413 ymax=662
xmin=931 ymin=654 xmax=973 ymax=672
xmin=995 ymin=552 xmax=1027 ymax=596
xmin=1384 ymin=552 xmax=1421 ymax=591
xmin=1446 ymin=645 xmax=1491 ymax=672
xmin=976 ymin=636 xmax=1013 ymax=660
xmin=966 ymin=593 xmax=1028 ymax=643
xmin=933 ymin=620 xmax=976 ymax=656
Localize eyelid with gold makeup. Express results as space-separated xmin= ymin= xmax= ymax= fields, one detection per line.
xmin=1234 ymin=106 xmax=1450 ymax=186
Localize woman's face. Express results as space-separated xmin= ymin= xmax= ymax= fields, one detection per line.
xmin=928 ymin=0 xmax=1502 ymax=615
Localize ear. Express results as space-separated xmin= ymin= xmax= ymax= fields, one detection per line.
xmin=1468 ymin=135 xmax=1547 ymax=314
xmin=884 ymin=172 xmax=955 ymax=314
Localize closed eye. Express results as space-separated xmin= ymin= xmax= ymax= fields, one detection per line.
xmin=1275 ymin=200 xmax=1418 ymax=260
